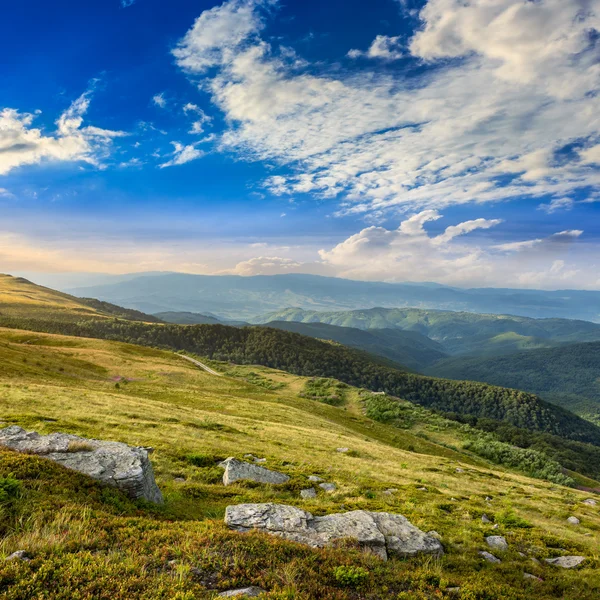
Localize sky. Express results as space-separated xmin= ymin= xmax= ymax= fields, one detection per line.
xmin=1 ymin=0 xmax=599 ymax=289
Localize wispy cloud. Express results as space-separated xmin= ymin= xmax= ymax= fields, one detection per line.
xmin=348 ymin=35 xmax=404 ymax=60
xmin=173 ymin=0 xmax=600 ymax=217
xmin=152 ymin=92 xmax=167 ymax=108
xmin=159 ymin=142 xmax=204 ymax=168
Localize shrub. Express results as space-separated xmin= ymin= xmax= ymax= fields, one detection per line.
xmin=333 ymin=565 xmax=370 ymax=588
xmin=0 ymin=475 xmax=21 ymax=503
xmin=187 ymin=453 xmax=220 ymax=468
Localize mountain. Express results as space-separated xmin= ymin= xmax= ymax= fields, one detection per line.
xmin=255 ymin=307 xmax=600 ymax=356
xmin=65 ymin=272 xmax=600 ymax=321
xmin=2 ymin=327 xmax=600 ymax=598
xmin=264 ymin=320 xmax=447 ymax=371
xmin=428 ymin=341 xmax=600 ymax=425
xmin=154 ymin=311 xmax=224 ymax=325
xmin=0 ymin=274 xmax=162 ymax=323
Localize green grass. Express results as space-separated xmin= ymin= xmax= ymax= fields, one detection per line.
xmin=0 ymin=327 xmax=599 ymax=598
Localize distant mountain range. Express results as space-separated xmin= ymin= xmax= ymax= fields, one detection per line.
xmin=66 ymin=273 xmax=600 ymax=322
xmin=254 ymin=306 xmax=600 ymax=356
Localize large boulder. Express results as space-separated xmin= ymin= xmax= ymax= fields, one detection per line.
xmin=0 ymin=426 xmax=163 ymax=504
xmin=219 ymin=458 xmax=290 ymax=486
xmin=544 ymin=556 xmax=586 ymax=569
xmin=225 ymin=503 xmax=443 ymax=560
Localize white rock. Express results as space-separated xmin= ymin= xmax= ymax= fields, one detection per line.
xmin=319 ymin=482 xmax=337 ymax=492
xmin=544 ymin=556 xmax=586 ymax=569
xmin=308 ymin=475 xmax=324 ymax=482
xmin=417 ymin=487 xmax=427 ymax=491
xmin=481 ymin=514 xmax=491 ymax=524
xmin=492 ymin=524 xmax=499 ymax=530
xmin=583 ymin=498 xmax=597 ymax=506
xmin=5 ymin=551 xmax=30 ymax=562
xmin=336 ymin=448 xmax=349 ymax=453
xmin=300 ymin=488 xmax=317 ymax=499
xmin=486 ymin=536 xmax=508 ymax=552
xmin=479 ymin=551 xmax=501 ymax=564
xmin=218 ymin=587 xmax=265 ymax=597
xmin=567 ymin=516 xmax=580 ymax=525
xmin=0 ymin=426 xmax=162 ymax=503
xmin=224 ymin=503 xmax=444 ymax=561
xmin=218 ymin=458 xmax=289 ymax=486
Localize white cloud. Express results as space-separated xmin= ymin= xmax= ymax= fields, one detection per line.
xmin=121 ymin=0 xmax=136 ymax=7
xmin=0 ymin=91 xmax=125 ymax=176
xmin=152 ymin=92 xmax=167 ymax=108
xmin=159 ymin=142 xmax=204 ymax=168
xmin=580 ymin=144 xmax=600 ymax=164
xmin=183 ymin=103 xmax=212 ymax=134
xmin=173 ymin=0 xmax=600 ymax=215
xmin=538 ymin=197 xmax=574 ymax=214
xmin=227 ymin=255 xmax=304 ymax=275
xmin=348 ymin=35 xmax=404 ymax=60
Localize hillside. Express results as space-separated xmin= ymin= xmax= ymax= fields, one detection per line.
xmin=64 ymin=272 xmax=600 ymax=321
xmin=428 ymin=342 xmax=600 ymax=425
xmin=154 ymin=311 xmax=224 ymax=325
xmin=265 ymin=320 xmax=448 ymax=371
xmin=0 ymin=274 xmax=162 ymax=323
xmin=0 ymin=327 xmax=599 ymax=598
xmin=255 ymin=307 xmax=600 ymax=356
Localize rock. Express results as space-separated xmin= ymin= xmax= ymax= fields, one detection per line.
xmin=446 ymin=587 xmax=461 ymax=594
xmin=225 ymin=503 xmax=443 ymax=561
xmin=567 ymin=516 xmax=580 ymax=525
xmin=523 ymin=573 xmax=543 ymax=582
xmin=428 ymin=530 xmax=442 ymax=540
xmin=218 ymin=587 xmax=265 ymax=597
xmin=544 ymin=556 xmax=586 ymax=569
xmin=336 ymin=447 xmax=349 ymax=453
xmin=417 ymin=487 xmax=427 ymax=491
xmin=479 ymin=551 xmax=501 ymax=564
xmin=0 ymin=426 xmax=162 ymax=503
xmin=174 ymin=477 xmax=186 ymax=483
xmin=486 ymin=536 xmax=508 ymax=551
xmin=583 ymin=498 xmax=597 ymax=506
xmin=6 ymin=551 xmax=30 ymax=562
xmin=308 ymin=475 xmax=324 ymax=482
xmin=254 ymin=458 xmax=267 ymax=464
xmin=319 ymin=482 xmax=337 ymax=492
xmin=485 ymin=496 xmax=492 ymax=502
xmin=218 ymin=458 xmax=289 ymax=486
xmin=481 ymin=514 xmax=491 ymax=524
xmin=455 ymin=468 xmax=464 ymax=473
xmin=492 ymin=524 xmax=499 ymax=530
xmin=383 ymin=488 xmax=398 ymax=495
xmin=300 ymin=488 xmax=317 ymax=499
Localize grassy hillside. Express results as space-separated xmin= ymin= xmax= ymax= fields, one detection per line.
xmin=254 ymin=307 xmax=600 ymax=356
xmin=0 ymin=274 xmax=162 ymax=323
xmin=0 ymin=327 xmax=599 ymax=598
xmin=428 ymin=342 xmax=600 ymax=425
xmin=265 ymin=321 xmax=448 ymax=371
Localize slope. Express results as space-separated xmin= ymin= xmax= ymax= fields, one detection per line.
xmin=265 ymin=320 xmax=448 ymax=371
xmin=0 ymin=274 xmax=162 ymax=323
xmin=0 ymin=327 xmax=599 ymax=599
xmin=428 ymin=341 xmax=600 ymax=424
xmin=255 ymin=306 xmax=600 ymax=356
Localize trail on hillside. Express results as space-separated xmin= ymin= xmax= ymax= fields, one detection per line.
xmin=179 ymin=353 xmax=222 ymax=376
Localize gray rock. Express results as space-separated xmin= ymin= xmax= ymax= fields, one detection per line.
xmin=383 ymin=488 xmax=398 ymax=495
xmin=479 ymin=551 xmax=501 ymax=564
xmin=492 ymin=524 xmax=499 ymax=530
xmin=455 ymin=468 xmax=464 ymax=473
xmin=218 ymin=458 xmax=289 ymax=486
xmin=583 ymin=498 xmax=597 ymax=506
xmin=567 ymin=516 xmax=580 ymax=525
xmin=319 ymin=482 xmax=337 ymax=492
xmin=300 ymin=488 xmax=317 ymax=499
xmin=225 ymin=503 xmax=443 ymax=561
xmin=6 ymin=551 xmax=30 ymax=562
xmin=485 ymin=496 xmax=492 ymax=502
xmin=218 ymin=587 xmax=265 ymax=597
xmin=417 ymin=487 xmax=427 ymax=491
xmin=308 ymin=475 xmax=324 ymax=482
xmin=523 ymin=573 xmax=543 ymax=582
xmin=544 ymin=556 xmax=586 ymax=569
xmin=481 ymin=514 xmax=491 ymax=523
xmin=0 ymin=426 xmax=162 ymax=503
xmin=486 ymin=536 xmax=508 ymax=551
xmin=336 ymin=447 xmax=349 ymax=453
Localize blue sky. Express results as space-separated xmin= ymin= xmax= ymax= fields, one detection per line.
xmin=1 ymin=0 xmax=599 ymax=288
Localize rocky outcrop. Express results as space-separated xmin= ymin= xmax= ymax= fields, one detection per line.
xmin=219 ymin=458 xmax=290 ymax=486
xmin=224 ymin=503 xmax=443 ymax=560
xmin=0 ymin=426 xmax=163 ymax=504
xmin=486 ymin=536 xmax=508 ymax=551
xmin=218 ymin=587 xmax=265 ymax=597
xmin=544 ymin=556 xmax=586 ymax=568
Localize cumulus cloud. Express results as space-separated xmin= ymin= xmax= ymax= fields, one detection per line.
xmin=173 ymin=0 xmax=600 ymax=215
xmin=159 ymin=142 xmax=204 ymax=168
xmin=0 ymin=91 xmax=125 ymax=176
xmin=348 ymin=35 xmax=404 ymax=60
xmin=316 ymin=211 xmax=589 ymax=287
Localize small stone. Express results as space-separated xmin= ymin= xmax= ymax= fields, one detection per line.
xmin=486 ymin=536 xmax=508 ymax=552
xmin=518 ymin=551 xmax=526 ymax=557
xmin=319 ymin=482 xmax=337 ymax=492
xmin=479 ymin=551 xmax=501 ymax=564
xmin=417 ymin=487 xmax=427 ymax=491
xmin=567 ymin=516 xmax=580 ymax=525
xmin=583 ymin=498 xmax=597 ymax=506
xmin=254 ymin=458 xmax=267 ymax=464
xmin=481 ymin=514 xmax=491 ymax=523
xmin=336 ymin=447 xmax=349 ymax=453
xmin=523 ymin=573 xmax=543 ymax=582
xmin=485 ymin=496 xmax=492 ymax=502
xmin=308 ymin=475 xmax=324 ymax=482
xmin=450 ymin=497 xmax=458 ymax=501
xmin=218 ymin=587 xmax=265 ymax=597
xmin=544 ymin=556 xmax=586 ymax=569
xmin=6 ymin=551 xmax=30 ymax=562
xmin=492 ymin=524 xmax=499 ymax=530
xmin=174 ymin=477 xmax=186 ymax=483
xmin=455 ymin=468 xmax=464 ymax=473
xmin=446 ymin=588 xmax=461 ymax=595
xmin=300 ymin=488 xmax=317 ymax=499
xmin=383 ymin=488 xmax=398 ymax=496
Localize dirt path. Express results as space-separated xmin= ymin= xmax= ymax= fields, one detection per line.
xmin=178 ymin=354 xmax=222 ymax=376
